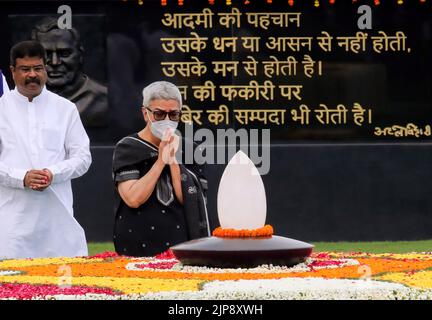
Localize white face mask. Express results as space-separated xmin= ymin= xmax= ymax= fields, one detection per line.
xmin=147 ymin=110 xmax=179 ymax=139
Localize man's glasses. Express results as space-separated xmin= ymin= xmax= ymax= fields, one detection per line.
xmin=145 ymin=107 xmax=182 ymax=122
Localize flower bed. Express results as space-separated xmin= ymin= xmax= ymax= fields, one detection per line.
xmin=1 ymin=250 xmax=432 ymax=300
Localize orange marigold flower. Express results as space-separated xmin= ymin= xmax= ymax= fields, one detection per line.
xmin=212 ymin=225 xmax=274 ymax=238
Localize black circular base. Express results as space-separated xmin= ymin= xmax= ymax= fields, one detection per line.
xmin=171 ymin=236 xmax=314 ymax=268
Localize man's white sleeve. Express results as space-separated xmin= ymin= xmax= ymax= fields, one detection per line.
xmin=0 ymin=97 xmax=26 ymax=189
xmin=46 ymin=108 xmax=92 ymax=183
xmin=0 ymin=161 xmax=26 ymax=189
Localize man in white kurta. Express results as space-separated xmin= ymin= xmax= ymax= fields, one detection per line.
xmin=0 ymin=41 xmax=91 ymax=259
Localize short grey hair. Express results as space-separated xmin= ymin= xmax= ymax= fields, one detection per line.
xmin=142 ymin=81 xmax=182 ymax=109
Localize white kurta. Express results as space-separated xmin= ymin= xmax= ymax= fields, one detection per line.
xmin=1 ymin=74 xmax=9 ymax=96
xmin=0 ymin=87 xmax=92 ymax=259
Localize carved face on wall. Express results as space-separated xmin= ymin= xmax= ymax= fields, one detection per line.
xmin=36 ymin=29 xmax=83 ymax=89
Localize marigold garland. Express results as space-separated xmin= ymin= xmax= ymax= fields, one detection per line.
xmin=212 ymin=225 xmax=274 ymax=238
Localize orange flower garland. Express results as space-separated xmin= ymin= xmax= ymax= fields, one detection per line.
xmin=212 ymin=225 xmax=274 ymax=238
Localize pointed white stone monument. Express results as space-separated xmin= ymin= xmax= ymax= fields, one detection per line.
xmin=171 ymin=151 xmax=313 ymax=268
xmin=217 ymin=151 xmax=267 ymax=230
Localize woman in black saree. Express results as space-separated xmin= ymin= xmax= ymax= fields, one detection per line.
xmin=112 ymin=81 xmax=210 ymax=257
